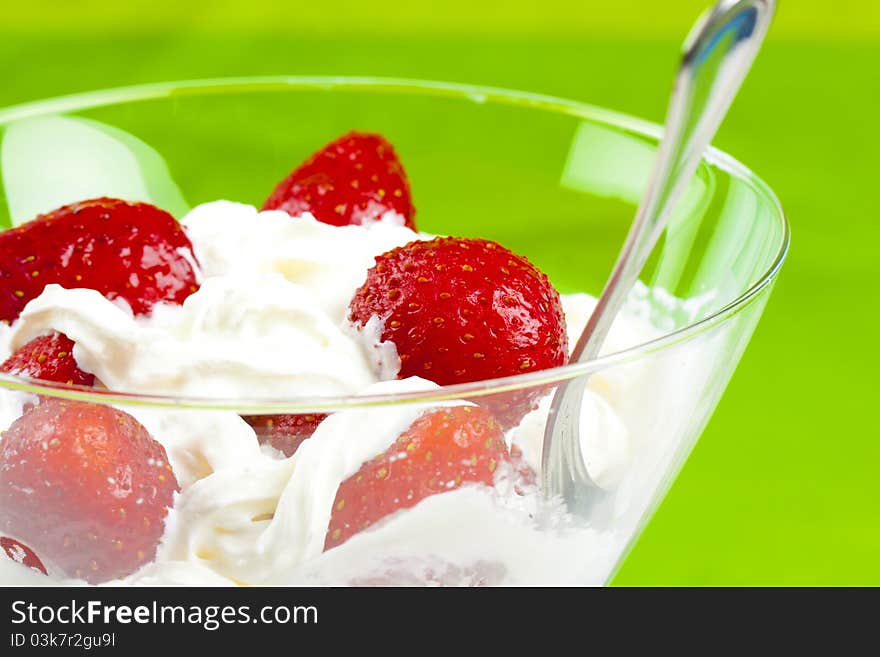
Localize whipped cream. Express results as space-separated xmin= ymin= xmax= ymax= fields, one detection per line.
xmin=157 ymin=378 xmax=470 ymax=584
xmin=0 ymin=201 xmax=708 ymax=587
xmin=182 ymin=201 xmax=418 ymax=323
xmin=7 ymin=202 xmax=421 ymax=400
xmin=510 ymin=390 xmax=630 ymax=490
xmin=10 ymin=279 xmax=377 ymax=399
xmin=0 ymin=322 xmax=14 ymax=363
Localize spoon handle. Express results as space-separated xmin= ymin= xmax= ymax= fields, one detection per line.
xmin=541 ymin=0 xmax=776 ymax=514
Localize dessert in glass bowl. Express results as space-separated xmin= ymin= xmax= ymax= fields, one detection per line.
xmin=0 ymin=78 xmax=788 ymax=586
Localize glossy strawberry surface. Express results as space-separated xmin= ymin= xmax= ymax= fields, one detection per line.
xmin=0 ymin=197 xmax=200 ymax=322
xmin=348 ymin=236 xmax=567 ymax=426
xmin=263 ymin=131 xmax=416 ymax=229
xmin=0 ymin=332 xmax=94 ymax=386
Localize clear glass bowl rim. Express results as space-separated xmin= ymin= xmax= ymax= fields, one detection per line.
xmin=0 ymin=76 xmax=790 ymax=412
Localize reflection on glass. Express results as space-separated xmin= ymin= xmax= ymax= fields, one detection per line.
xmin=561 ymin=120 xmax=716 ymax=328
xmin=0 ymin=115 xmax=188 ymax=228
xmin=690 ymin=177 xmax=782 ymax=305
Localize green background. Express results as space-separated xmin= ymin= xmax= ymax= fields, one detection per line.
xmin=1 ymin=0 xmax=877 ymax=585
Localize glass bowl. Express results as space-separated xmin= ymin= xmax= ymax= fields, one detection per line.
xmin=0 ymin=77 xmax=788 ymax=586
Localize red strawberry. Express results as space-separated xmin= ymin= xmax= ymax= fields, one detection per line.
xmin=348 ymin=237 xmax=567 ymax=427
xmin=262 ymin=131 xmax=416 ymax=229
xmin=1 ymin=332 xmax=94 ymax=386
xmin=0 ymin=536 xmax=48 ymax=575
xmin=325 ymin=405 xmax=509 ymax=550
xmin=242 ymin=413 xmax=327 ymax=457
xmin=0 ymin=399 xmax=179 ymax=583
xmin=0 ymin=196 xmax=201 ymax=322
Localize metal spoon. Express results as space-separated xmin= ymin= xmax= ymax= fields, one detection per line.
xmin=541 ymin=0 xmax=776 ymax=518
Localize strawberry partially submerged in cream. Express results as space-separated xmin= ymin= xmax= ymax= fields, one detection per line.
xmin=348 ymin=236 xmax=568 ymax=428
xmin=0 ymin=196 xmax=201 ymax=388
xmin=325 ymin=405 xmax=510 ymax=550
xmin=0 ymin=196 xmax=200 ymax=322
xmin=263 ymin=131 xmax=416 ymax=229
xmin=243 ymin=413 xmax=327 ymax=458
xmin=1 ymin=331 xmax=93 ymax=386
xmin=0 ymin=536 xmax=48 ymax=576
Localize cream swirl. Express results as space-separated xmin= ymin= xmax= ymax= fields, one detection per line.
xmin=181 ymin=201 xmax=419 ymax=323
xmin=157 ymin=378 xmax=461 ymax=584
xmin=8 ymin=277 xmax=378 ymax=400
xmin=0 ymin=202 xmax=680 ymax=587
